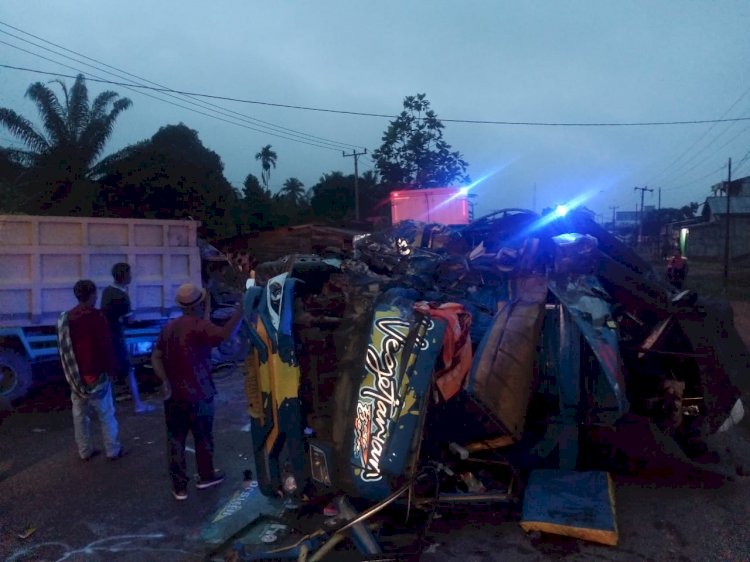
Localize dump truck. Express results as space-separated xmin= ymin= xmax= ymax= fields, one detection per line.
xmin=210 ymin=207 xmax=748 ymax=560
xmin=0 ymin=214 xmax=204 ymax=401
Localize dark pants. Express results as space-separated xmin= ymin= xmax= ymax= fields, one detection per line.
xmin=164 ymin=398 xmax=215 ymax=491
xmin=668 ymin=268 xmax=686 ymax=290
xmin=112 ymin=337 xmax=132 ymax=384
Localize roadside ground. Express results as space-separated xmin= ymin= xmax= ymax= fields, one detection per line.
xmin=0 ymin=364 xmax=263 ymax=562
xmin=0 ymin=298 xmax=748 ymax=561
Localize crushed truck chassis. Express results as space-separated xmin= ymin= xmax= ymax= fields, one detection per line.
xmin=212 ymin=208 xmax=747 ymax=560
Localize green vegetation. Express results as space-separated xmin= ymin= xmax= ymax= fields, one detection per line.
xmin=0 ymin=73 xmax=131 ymax=215
xmin=96 ymin=123 xmax=239 ymax=240
xmin=254 ymin=144 xmax=277 ymax=191
xmin=3 ymin=79 xmax=473 ymax=242
xmin=371 ymin=93 xmax=470 ymax=188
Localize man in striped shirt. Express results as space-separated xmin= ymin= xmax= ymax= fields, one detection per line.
xmin=58 ymin=279 xmax=124 ymax=461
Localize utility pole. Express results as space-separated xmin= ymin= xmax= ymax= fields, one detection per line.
xmin=609 ymin=205 xmax=619 ymax=230
xmin=658 ymin=187 xmax=661 ymax=210
xmin=343 ymin=149 xmax=367 ymax=221
xmin=634 ymin=186 xmax=654 ymax=245
xmin=723 ymin=158 xmax=732 ymax=291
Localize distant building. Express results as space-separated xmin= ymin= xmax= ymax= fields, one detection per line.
xmin=710 ymin=176 xmax=750 ymax=197
xmin=667 ymin=176 xmax=750 ymax=261
xmin=607 ymin=206 xmax=656 ymax=242
xmin=611 ymin=205 xmax=655 ymax=228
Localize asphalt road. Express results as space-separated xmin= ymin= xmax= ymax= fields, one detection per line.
xmin=1 ymin=363 xmax=749 ymax=561
xmin=421 ymin=419 xmax=750 ymax=562
xmin=0 ymin=364 xmax=261 ymax=562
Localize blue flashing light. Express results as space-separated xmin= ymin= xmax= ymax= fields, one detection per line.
xmin=555 ymin=204 xmax=569 ymax=217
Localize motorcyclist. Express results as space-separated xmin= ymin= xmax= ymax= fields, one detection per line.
xmin=667 ymin=249 xmax=688 ymax=289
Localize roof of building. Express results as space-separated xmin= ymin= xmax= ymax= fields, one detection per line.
xmin=710 ymin=175 xmax=750 ymax=196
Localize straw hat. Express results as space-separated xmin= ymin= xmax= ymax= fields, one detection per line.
xmin=175 ymin=283 xmax=206 ymax=308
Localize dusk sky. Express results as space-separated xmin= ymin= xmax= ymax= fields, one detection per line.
xmin=1 ymin=1 xmax=749 ymax=220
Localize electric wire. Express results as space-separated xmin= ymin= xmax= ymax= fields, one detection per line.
xmin=0 ymin=40 xmax=360 ymax=152
xmin=3 ymin=52 xmax=749 ymax=200
xmin=0 ymin=42 xmax=355 ymax=152
xmin=646 ymin=84 xmax=750 ymax=185
xmin=660 ymin=123 xmax=750 ymax=184
xmin=3 ymin=19 xmax=749 ymax=206
xmin=660 ymin=163 xmax=729 ymax=193
xmin=0 ymin=22 xmax=365 ymax=151
xmin=3 ymin=62 xmax=750 ymax=129
xmin=0 ymin=52 xmax=351 ymax=154
xmin=731 ymin=147 xmax=750 ymax=177
xmin=651 ymin=122 xmax=750 ymax=187
xmin=640 ymin=83 xmax=750 ymax=207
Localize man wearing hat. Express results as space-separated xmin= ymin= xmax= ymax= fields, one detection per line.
xmin=151 ymin=283 xmax=244 ymax=500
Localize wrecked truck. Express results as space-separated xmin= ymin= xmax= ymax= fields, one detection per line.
xmin=224 ymin=207 xmax=747 ymax=559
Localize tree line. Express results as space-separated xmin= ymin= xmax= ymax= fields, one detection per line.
xmin=0 ymin=76 xmax=470 ymax=244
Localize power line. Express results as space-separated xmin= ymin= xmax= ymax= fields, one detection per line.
xmin=0 ymin=30 xmax=365 ymax=152
xmin=0 ymin=22 xmax=365 ymax=150
xmin=0 ymin=44 xmax=354 ymax=152
xmin=659 ymin=123 xmax=750 ymax=184
xmin=640 ymin=84 xmax=750 ymax=200
xmin=660 ymin=162 xmax=729 ymax=192
xmin=3 ymin=62 xmax=750 ymax=129
xmin=647 ymin=84 xmax=750 ymax=185
xmin=731 ymin=147 xmax=750 ymax=176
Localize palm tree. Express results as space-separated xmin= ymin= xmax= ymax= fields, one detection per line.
xmin=279 ymin=177 xmax=305 ymax=205
xmin=254 ymin=144 xmax=277 ymax=190
xmin=0 ymin=73 xmax=132 ymax=213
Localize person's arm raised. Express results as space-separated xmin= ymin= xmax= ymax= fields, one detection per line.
xmin=219 ymin=301 xmax=244 ymax=341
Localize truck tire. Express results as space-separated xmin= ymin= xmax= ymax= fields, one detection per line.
xmin=0 ymin=350 xmax=33 ymax=401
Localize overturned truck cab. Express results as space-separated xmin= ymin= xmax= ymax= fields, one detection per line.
xmin=227 ymin=209 xmax=746 ymax=560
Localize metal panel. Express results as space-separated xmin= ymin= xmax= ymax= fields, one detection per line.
xmin=0 ymin=215 xmax=202 ymax=327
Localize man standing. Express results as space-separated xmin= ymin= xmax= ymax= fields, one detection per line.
xmin=667 ymin=249 xmax=689 ymax=290
xmin=100 ymin=262 xmax=154 ymax=413
xmin=57 ymin=280 xmax=125 ymax=461
xmin=151 ymin=283 xmax=243 ymax=500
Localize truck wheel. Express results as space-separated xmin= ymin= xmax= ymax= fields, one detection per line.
xmin=0 ymin=350 xmax=32 ymax=401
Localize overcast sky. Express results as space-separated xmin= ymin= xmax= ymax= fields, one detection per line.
xmin=2 ymin=1 xmax=749 ymax=220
